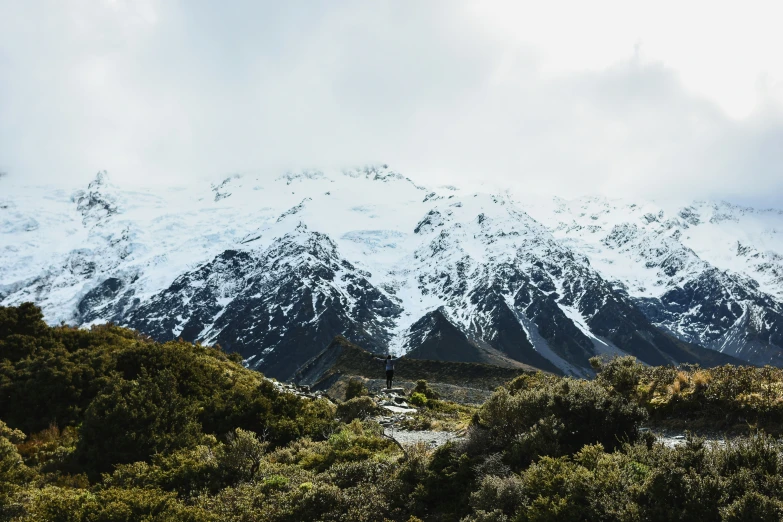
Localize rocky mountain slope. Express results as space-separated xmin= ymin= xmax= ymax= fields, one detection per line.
xmin=525 ymin=197 xmax=783 ymax=366
xmin=3 ymin=167 xmax=781 ymax=379
xmin=294 ymin=335 xmax=533 ymax=393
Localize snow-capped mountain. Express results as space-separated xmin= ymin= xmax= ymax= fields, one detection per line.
xmin=525 ymin=197 xmax=783 ymax=366
xmin=2 ymin=167 xmax=781 ymax=379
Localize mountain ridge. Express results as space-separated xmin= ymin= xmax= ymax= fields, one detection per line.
xmin=2 ymin=167 xmax=780 ymax=378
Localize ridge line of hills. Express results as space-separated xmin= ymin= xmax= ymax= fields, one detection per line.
xmin=2 ymin=167 xmax=783 ymax=379
xmin=294 ymin=335 xmax=537 ymax=392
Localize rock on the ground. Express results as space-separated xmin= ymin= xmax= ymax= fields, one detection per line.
xmin=381 ymin=405 xmax=418 ymax=414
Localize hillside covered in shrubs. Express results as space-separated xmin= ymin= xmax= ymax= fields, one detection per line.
xmin=4 ymin=303 xmax=783 ymax=520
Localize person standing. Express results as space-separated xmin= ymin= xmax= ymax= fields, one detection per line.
xmin=374 ymin=354 xmax=401 ymax=389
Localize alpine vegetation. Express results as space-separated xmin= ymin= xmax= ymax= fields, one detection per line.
xmin=5 ymin=303 xmax=783 ymax=521
xmin=3 ymin=2 xmax=783 ymax=519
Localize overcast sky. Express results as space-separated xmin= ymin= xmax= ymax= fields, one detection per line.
xmin=1 ymin=0 xmax=782 ymax=206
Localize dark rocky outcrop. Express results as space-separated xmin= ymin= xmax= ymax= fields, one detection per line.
xmin=295 ymin=336 xmax=536 ymax=391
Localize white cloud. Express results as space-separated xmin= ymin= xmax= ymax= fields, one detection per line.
xmin=0 ymin=0 xmax=781 ymax=206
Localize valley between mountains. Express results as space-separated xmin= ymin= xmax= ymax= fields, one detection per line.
xmin=3 ymin=166 xmax=783 ymax=380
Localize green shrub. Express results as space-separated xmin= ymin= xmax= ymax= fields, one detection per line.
xmin=326 ymin=459 xmax=392 ymax=489
xmin=592 ymin=357 xmax=783 ymax=433
xmin=0 ymin=420 xmax=25 ymax=445
xmin=0 ymin=435 xmax=29 ymax=485
xmin=409 ymin=392 xmax=428 ymax=407
xmin=218 ymin=428 xmax=269 ymax=484
xmin=461 ymin=510 xmax=509 ymax=522
xmin=263 ymin=474 xmax=289 ymax=491
xmin=721 ymin=491 xmax=783 ymax=522
xmin=336 ymin=397 xmax=379 ymax=423
xmin=106 ymin=443 xmax=221 ymax=495
xmin=77 ymin=369 xmax=202 ymax=473
xmin=412 ymin=380 xmax=439 ymax=400
xmin=345 ymin=378 xmax=369 ymax=400
xmin=478 ymin=378 xmax=647 ymax=464
xmin=592 ymin=355 xmax=646 ymax=395
xmin=0 ymin=302 xmax=48 ymax=341
xmin=267 ymin=421 xmax=398 ymax=474
xmin=16 ymin=305 xmax=783 ymax=521
xmin=28 ymin=485 xmax=213 ymax=522
xmin=469 ymin=474 xmax=524 ymax=516
xmin=414 ymin=443 xmax=478 ymax=516
xmin=505 ymin=371 xmax=559 ymax=394
xmin=16 ymin=424 xmax=79 ymax=471
xmin=516 ymin=456 xmax=595 ymax=522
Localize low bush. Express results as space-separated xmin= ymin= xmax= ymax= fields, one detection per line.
xmin=0 ymin=433 xmax=29 ymax=485
xmin=412 ymin=379 xmax=439 ymax=400
xmin=27 ymin=486 xmax=213 ymax=522
xmin=477 ymin=376 xmax=647 ymax=465
xmin=721 ymin=491 xmax=783 ymax=522
xmin=267 ymin=421 xmax=397 ymax=474
xmin=344 ymin=378 xmax=368 ymax=400
xmin=336 ymin=396 xmax=379 ymax=423
xmin=10 ymin=305 xmax=783 ymax=521
xmin=409 ymin=392 xmax=428 ymax=407
xmin=469 ymin=473 xmax=524 ymax=516
xmin=77 ymin=369 xmax=203 ymax=473
xmin=593 ymin=356 xmax=783 ymax=432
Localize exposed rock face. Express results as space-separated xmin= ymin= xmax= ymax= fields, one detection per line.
xmin=73 ymin=171 xmax=119 ymax=226
xmin=3 ymin=169 xmax=780 ymax=380
xmin=403 ymin=309 xmax=485 ymax=363
xmin=294 ymin=336 xmax=535 ymax=391
xmin=126 ymin=225 xmax=403 ymax=379
xmin=530 ymin=197 xmax=783 ymax=368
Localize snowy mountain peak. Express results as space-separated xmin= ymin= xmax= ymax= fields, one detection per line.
xmin=3 ymin=170 xmax=783 ymax=379
xmin=342 ymin=164 xmax=425 ymax=190
xmin=72 ymin=170 xmax=120 ymax=227
xmin=89 ymin=170 xmax=112 ymax=190
xmin=277 ymin=170 xmax=326 ymax=185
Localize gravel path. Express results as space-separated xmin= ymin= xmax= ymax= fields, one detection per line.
xmin=384 ymin=427 xmax=462 ymax=448
xmin=386 ymin=428 xmax=735 ymax=450
xmin=657 ymin=433 xmax=727 ymax=448
xmin=383 ymin=428 xmax=735 ymax=450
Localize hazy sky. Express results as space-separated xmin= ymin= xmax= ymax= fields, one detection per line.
xmin=1 ymin=0 xmax=782 ymax=206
